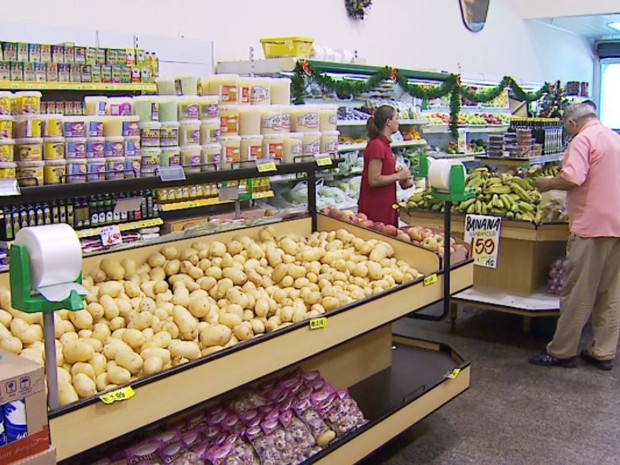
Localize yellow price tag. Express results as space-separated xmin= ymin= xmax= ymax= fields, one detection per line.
xmin=257 ymin=162 xmax=277 ymax=173
xmin=391 ymin=203 xmax=400 ymax=210
xmin=99 ymin=386 xmax=135 ymax=405
xmin=309 ymin=317 xmax=327 ymax=330
xmin=316 ymin=157 xmax=332 ymax=167
xmin=446 ymin=368 xmax=461 ymax=379
xmin=423 ymin=274 xmax=438 ymax=286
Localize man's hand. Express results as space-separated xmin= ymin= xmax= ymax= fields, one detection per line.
xmin=535 ymin=177 xmax=552 ymax=193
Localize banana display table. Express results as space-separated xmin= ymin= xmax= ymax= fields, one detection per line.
xmin=400 ymin=209 xmax=568 ymax=328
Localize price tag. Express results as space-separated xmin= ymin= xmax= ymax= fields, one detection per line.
xmin=99 ymin=386 xmax=135 ymax=405
xmin=314 ymin=154 xmax=333 ymax=167
xmin=256 ymin=160 xmax=277 ymax=173
xmin=100 ymin=225 xmax=122 ymax=247
xmin=445 ymin=368 xmax=461 ymax=379
xmin=423 ymin=274 xmax=438 ymax=286
xmin=464 ymin=215 xmax=501 ymax=269
xmin=158 ymin=165 xmax=186 ymax=182
xmin=309 ymin=317 xmax=327 ymax=330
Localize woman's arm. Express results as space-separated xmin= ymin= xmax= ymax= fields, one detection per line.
xmin=367 ymin=159 xmax=410 ymax=188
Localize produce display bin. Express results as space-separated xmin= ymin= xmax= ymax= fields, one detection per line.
xmin=400 ymin=210 xmax=569 ymax=296
xmin=0 ymin=214 xmax=473 ymax=462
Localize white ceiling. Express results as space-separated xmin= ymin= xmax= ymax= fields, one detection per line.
xmin=533 ymin=14 xmax=620 ymax=40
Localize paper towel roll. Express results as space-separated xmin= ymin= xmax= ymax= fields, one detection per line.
xmin=428 ymin=158 xmax=467 ymax=192
xmin=15 ymin=224 xmax=82 ymax=290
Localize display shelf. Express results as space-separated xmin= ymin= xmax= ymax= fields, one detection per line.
xmin=422 ymin=125 xmax=509 ymax=134
xmin=18 ymin=215 xmax=473 ymax=461
xmin=306 ymin=335 xmax=470 ymax=465
xmin=0 ymin=81 xmax=157 ymax=92
xmin=338 ymin=140 xmax=427 ymax=152
xmin=216 ymin=59 xmax=450 ymax=82
xmin=338 ymin=119 xmax=428 ymax=127
xmin=158 ymin=191 xmax=274 ymax=212
xmin=75 ymin=218 xmax=163 ymax=239
xmin=0 ymin=160 xmax=336 ymax=206
xmin=400 ymin=209 xmax=568 ymax=295
xmin=452 ymin=286 xmax=560 ymax=317
xmin=476 ymin=152 xmax=564 ymax=167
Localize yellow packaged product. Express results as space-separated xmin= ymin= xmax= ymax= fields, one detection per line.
xmin=16 ymin=161 xmax=44 ymax=186
xmin=43 ymin=137 xmax=65 ymax=160
xmin=0 ymin=116 xmax=13 ymax=139
xmin=15 ymin=138 xmax=43 ymax=161
xmin=0 ymin=140 xmax=15 ymax=162
xmin=14 ymin=91 xmax=42 ymax=115
xmin=42 ymin=114 xmax=63 ymax=137
xmin=0 ymin=92 xmax=12 ymax=116
xmin=0 ymin=162 xmax=16 ymax=179
xmin=220 ymin=105 xmax=239 ymax=135
xmin=44 ymin=159 xmax=67 ymax=184
xmin=13 ymin=116 xmax=43 ymax=139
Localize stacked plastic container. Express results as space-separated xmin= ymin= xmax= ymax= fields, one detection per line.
xmin=0 ymin=92 xmax=16 ymax=182
xmin=11 ymin=92 xmax=46 ymax=186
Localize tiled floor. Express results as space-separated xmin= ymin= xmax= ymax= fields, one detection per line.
xmin=359 ymin=307 xmax=620 ymax=465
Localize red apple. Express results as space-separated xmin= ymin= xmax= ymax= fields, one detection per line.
xmin=396 ymin=230 xmax=411 ymax=242
xmin=412 ymin=240 xmax=422 ymax=246
xmin=329 ymin=208 xmax=343 ymax=219
xmin=384 ymin=225 xmax=398 ymax=237
xmin=372 ymin=222 xmax=385 ymax=231
xmin=357 ymin=213 xmax=368 ymax=220
xmin=361 ymin=219 xmax=375 ymax=228
xmin=320 ymin=208 xmax=331 ymax=215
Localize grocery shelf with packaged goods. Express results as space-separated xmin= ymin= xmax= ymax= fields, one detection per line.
xmin=2 ymin=211 xmax=472 ymax=462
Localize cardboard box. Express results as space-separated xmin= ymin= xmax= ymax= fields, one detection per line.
xmin=0 ymin=351 xmax=49 ymax=465
xmin=11 ymin=447 xmax=55 ymax=465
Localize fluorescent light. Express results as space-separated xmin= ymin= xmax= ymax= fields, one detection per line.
xmin=607 ymin=22 xmax=620 ymax=32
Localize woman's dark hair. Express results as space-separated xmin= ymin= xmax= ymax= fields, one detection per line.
xmin=367 ymin=105 xmax=396 ymax=139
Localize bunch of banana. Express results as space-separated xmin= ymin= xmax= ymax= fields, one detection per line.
xmin=406 ymin=168 xmax=543 ymax=222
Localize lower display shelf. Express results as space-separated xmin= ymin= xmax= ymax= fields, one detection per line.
xmin=309 ymin=335 xmax=469 ymax=465
xmin=60 ymin=332 xmax=469 ymax=465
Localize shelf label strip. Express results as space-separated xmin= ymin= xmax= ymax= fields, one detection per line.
xmin=99 ymin=386 xmax=135 ymax=404
xmin=309 ymin=317 xmax=327 ymax=330
xmin=423 ymin=274 xmax=438 ymax=286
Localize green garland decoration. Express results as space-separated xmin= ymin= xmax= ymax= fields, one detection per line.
xmin=291 ymin=61 xmax=551 ymax=138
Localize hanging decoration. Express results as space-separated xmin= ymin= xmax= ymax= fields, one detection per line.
xmin=292 ymin=61 xmax=551 ymax=137
xmin=536 ymin=81 xmax=569 ymax=118
xmin=345 ymin=0 xmax=372 ymax=20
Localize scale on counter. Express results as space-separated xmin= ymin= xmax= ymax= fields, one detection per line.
xmin=406 ymin=152 xmax=475 ymax=322
xmin=10 ymin=225 xmax=87 ymax=409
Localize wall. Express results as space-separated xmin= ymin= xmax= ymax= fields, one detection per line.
xmin=514 ymin=0 xmax=620 ymax=19
xmin=3 ymin=0 xmax=594 ymax=84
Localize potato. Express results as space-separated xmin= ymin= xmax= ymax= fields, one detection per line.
xmin=172 ymin=306 xmax=199 ymax=341
xmin=91 ymin=323 xmax=111 ymax=342
xmin=250 ymin=319 xmax=265 ymax=334
xmin=265 ymin=316 xmax=282 ymax=333
xmin=90 ymin=353 xmax=107 ymax=376
xmin=63 ymin=341 xmax=95 ymax=364
xmin=150 ymin=267 xmax=167 ymax=283
xmin=140 ymin=348 xmax=171 ymax=365
xmin=164 ymin=259 xmax=181 ymax=277
xmin=102 ymin=340 xmax=132 ymax=360
xmin=10 ymin=319 xmax=43 ymax=345
xmin=96 ymin=373 xmax=109 ymax=391
xmin=58 ymin=381 xmax=79 ymax=406
xmin=161 ymin=245 xmax=179 ymax=260
xmin=168 ymin=341 xmax=201 ymax=360
xmin=162 ymin=321 xmax=180 ymax=339
xmin=233 ymin=322 xmax=253 ymax=342
xmin=115 ymin=351 xmax=143 ymax=375
xmin=321 ymin=296 xmax=339 ymax=312
xmin=59 ymin=332 xmax=78 ymax=347
xmin=172 ymin=289 xmax=191 ymax=308
xmin=107 ymin=366 xmax=131 ymax=385
xmin=82 ymin=338 xmax=103 ymax=353
xmin=0 ymin=309 xmax=12 ymax=327
xmin=187 ymin=298 xmax=210 ymax=319
xmin=71 ymin=362 xmax=96 ymax=380
xmin=254 ymin=298 xmax=269 ymax=318
xmin=201 ymin=346 xmax=224 ymax=357
xmin=122 ymin=328 xmax=146 ymax=350
xmin=148 ymin=252 xmax=166 ymax=268
xmin=127 ymin=311 xmax=153 ymax=331
xmin=100 ymin=258 xmax=125 ymax=281
xmin=69 ymin=310 xmax=93 ymax=331
xmin=99 ymin=281 xmax=123 ymax=298
xmin=109 ymin=316 xmax=126 ymax=331
xmin=200 ymin=325 xmax=232 ymax=348
xmin=100 ymin=295 xmax=120 ymax=320
xmin=143 ymin=356 xmax=164 ymax=376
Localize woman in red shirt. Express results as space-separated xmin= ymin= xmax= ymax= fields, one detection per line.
xmin=358 ymin=105 xmax=413 ymax=227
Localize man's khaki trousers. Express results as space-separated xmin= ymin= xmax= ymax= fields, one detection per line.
xmin=547 ymin=235 xmax=620 ymax=361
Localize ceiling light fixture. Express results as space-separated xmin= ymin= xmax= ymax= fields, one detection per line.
xmin=607 ymin=22 xmax=620 ymax=32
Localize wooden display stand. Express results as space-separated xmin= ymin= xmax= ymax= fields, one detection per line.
xmin=400 ymin=210 xmax=568 ymax=295
xmin=0 ymin=215 xmax=473 ymax=463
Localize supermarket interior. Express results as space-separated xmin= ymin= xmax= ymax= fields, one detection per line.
xmin=0 ymin=0 xmax=619 ymax=464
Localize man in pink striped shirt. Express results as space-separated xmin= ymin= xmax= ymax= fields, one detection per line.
xmin=529 ymin=103 xmax=620 ymax=370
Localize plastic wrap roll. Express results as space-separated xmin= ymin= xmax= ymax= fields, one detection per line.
xmin=428 ymin=158 xmax=466 ymax=192
xmin=15 ymin=224 xmax=82 ymax=290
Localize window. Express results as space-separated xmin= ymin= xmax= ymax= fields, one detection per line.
xmin=600 ymin=60 xmax=620 ymax=130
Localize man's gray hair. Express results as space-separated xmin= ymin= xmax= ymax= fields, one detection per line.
xmin=563 ymin=103 xmax=597 ymax=123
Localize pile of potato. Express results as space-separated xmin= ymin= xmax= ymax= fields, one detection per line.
xmin=0 ymin=227 xmax=422 ymax=406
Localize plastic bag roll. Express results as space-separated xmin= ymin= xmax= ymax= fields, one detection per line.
xmin=15 ymin=224 xmax=82 ymax=289
xmin=428 ymin=158 xmax=466 ymax=192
